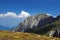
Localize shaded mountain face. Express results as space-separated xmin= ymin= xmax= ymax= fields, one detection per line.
xmin=15 ymin=14 xmax=55 ymax=31
xmin=49 ymin=17 xmax=60 ymax=38
xmin=14 ymin=14 xmax=60 ymax=38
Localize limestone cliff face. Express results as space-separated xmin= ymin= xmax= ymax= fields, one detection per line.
xmin=14 ymin=14 xmax=60 ymax=38
xmin=15 ymin=14 xmax=55 ymax=32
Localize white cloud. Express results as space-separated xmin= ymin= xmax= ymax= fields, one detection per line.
xmin=46 ymin=13 xmax=57 ymax=18
xmin=0 ymin=11 xmax=31 ymax=18
xmin=17 ymin=11 xmax=31 ymax=18
xmin=46 ymin=13 xmax=51 ymax=16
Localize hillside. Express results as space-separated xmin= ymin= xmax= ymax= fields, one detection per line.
xmin=0 ymin=31 xmax=60 ymax=40
xmin=14 ymin=14 xmax=60 ymax=38
xmin=15 ymin=14 xmax=55 ymax=32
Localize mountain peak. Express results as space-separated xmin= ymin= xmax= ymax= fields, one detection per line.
xmin=15 ymin=14 xmax=54 ymax=32
xmin=14 ymin=14 xmax=60 ymax=38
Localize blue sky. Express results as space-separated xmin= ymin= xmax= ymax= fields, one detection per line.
xmin=0 ymin=0 xmax=60 ymax=27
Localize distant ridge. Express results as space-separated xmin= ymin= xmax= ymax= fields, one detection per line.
xmin=0 ymin=25 xmax=11 ymax=30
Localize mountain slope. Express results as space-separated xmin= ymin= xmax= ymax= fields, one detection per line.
xmin=15 ymin=14 xmax=55 ymax=32
xmin=0 ymin=31 xmax=60 ymax=40
xmin=14 ymin=14 xmax=60 ymax=38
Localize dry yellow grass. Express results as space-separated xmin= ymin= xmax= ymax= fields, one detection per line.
xmin=0 ymin=30 xmax=60 ymax=40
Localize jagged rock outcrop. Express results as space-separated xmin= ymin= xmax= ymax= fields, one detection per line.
xmin=15 ymin=14 xmax=55 ymax=32
xmin=14 ymin=14 xmax=60 ymax=38
xmin=49 ymin=29 xmax=60 ymax=38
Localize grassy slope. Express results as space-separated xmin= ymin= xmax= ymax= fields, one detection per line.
xmin=0 ymin=31 xmax=60 ymax=40
xmin=51 ymin=19 xmax=60 ymax=30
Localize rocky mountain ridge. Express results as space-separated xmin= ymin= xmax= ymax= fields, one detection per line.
xmin=14 ymin=14 xmax=60 ymax=38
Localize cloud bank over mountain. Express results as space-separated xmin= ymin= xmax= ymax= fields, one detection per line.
xmin=46 ymin=13 xmax=51 ymax=16
xmin=0 ymin=11 xmax=31 ymax=18
xmin=0 ymin=11 xmax=31 ymax=27
xmin=0 ymin=11 xmax=56 ymax=27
